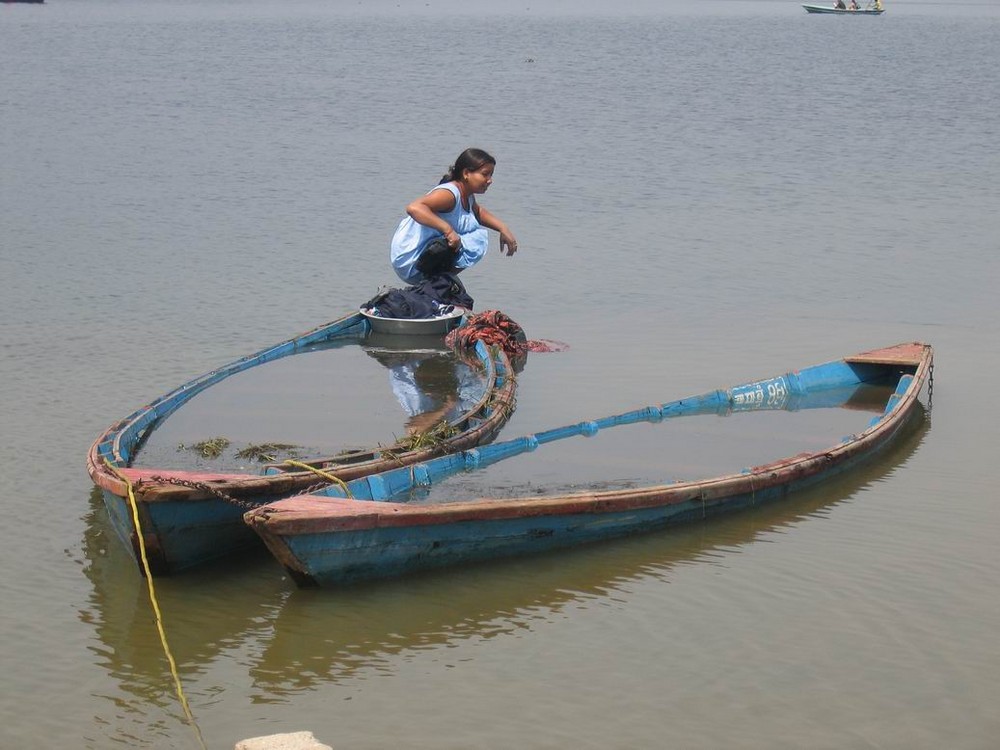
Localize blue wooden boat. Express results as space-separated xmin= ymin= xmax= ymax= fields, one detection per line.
xmin=246 ymin=342 xmax=932 ymax=587
xmin=803 ymin=3 xmax=884 ymax=14
xmin=88 ymin=312 xmax=517 ymax=575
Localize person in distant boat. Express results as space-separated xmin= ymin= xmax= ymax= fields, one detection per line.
xmin=848 ymin=0 xmax=859 ymax=9
xmin=834 ymin=0 xmax=846 ymax=7
xmin=390 ymin=148 xmax=518 ymax=284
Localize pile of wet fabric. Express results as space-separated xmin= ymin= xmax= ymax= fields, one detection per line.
xmin=363 ymin=273 xmax=474 ymax=319
xmin=446 ymin=310 xmax=569 ymax=360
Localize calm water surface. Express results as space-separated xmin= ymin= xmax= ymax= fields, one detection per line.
xmin=2 ymin=0 xmax=999 ymax=747
xmin=132 ymin=337 xmax=490 ymax=471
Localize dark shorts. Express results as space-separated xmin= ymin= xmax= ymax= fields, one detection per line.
xmin=415 ymin=237 xmax=459 ymax=277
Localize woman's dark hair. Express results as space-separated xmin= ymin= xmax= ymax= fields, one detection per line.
xmin=440 ymin=148 xmax=496 ymax=184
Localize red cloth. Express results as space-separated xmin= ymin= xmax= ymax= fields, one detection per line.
xmin=446 ymin=310 xmax=568 ymax=359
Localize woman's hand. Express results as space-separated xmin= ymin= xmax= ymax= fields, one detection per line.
xmin=474 ymin=205 xmax=518 ymax=257
xmin=443 ymin=227 xmax=461 ymax=250
xmin=499 ymin=231 xmax=518 ymax=257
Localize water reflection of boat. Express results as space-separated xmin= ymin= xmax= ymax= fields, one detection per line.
xmin=247 ymin=414 xmax=927 ymax=695
xmin=79 ymin=486 xmax=290 ymax=745
xmin=247 ymin=343 xmax=932 ymax=587
xmin=87 ymin=312 xmax=516 ymax=576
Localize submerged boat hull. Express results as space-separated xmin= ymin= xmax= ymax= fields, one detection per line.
xmin=247 ymin=343 xmax=932 ymax=587
xmin=89 ymin=312 xmax=517 ymax=575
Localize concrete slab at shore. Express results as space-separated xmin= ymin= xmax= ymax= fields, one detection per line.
xmin=236 ymin=731 xmax=332 ymax=750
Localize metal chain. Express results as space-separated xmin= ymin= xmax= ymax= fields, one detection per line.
xmin=928 ymin=362 xmax=934 ymax=410
xmin=144 ymin=474 xmax=341 ymax=510
xmin=146 ymin=475 xmax=294 ymax=511
xmin=295 ymin=480 xmax=334 ymax=498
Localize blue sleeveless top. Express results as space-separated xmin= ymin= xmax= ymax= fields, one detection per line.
xmin=389 ymin=182 xmax=490 ymax=283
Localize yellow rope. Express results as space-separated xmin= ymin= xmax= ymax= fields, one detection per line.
xmin=104 ymin=460 xmax=207 ymax=750
xmin=283 ymin=459 xmax=353 ymax=497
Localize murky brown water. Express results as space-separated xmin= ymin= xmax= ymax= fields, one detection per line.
xmin=3 ymin=1 xmax=999 ymax=748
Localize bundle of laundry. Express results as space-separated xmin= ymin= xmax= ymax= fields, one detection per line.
xmin=362 ymin=273 xmax=474 ymax=320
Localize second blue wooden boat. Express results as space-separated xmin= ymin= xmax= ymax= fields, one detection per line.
xmin=246 ymin=343 xmax=932 ymax=587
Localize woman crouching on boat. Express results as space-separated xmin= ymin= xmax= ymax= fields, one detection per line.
xmin=390 ymin=148 xmax=519 ymax=283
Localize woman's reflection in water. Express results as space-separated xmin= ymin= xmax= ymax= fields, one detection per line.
xmin=363 ymin=340 xmax=482 ymax=435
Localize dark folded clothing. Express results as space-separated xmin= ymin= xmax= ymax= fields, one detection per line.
xmin=363 ymin=273 xmax=474 ymax=320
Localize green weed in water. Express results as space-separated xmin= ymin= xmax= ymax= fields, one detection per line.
xmin=235 ymin=443 xmax=303 ymax=463
xmin=178 ymin=437 xmax=231 ymax=459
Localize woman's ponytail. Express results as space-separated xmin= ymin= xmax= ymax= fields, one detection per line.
xmin=439 ymin=165 xmax=456 ymax=184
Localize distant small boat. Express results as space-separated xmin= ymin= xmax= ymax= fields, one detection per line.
xmin=3 ymin=0 xmax=45 ymax=4
xmin=247 ymin=342 xmax=932 ymax=588
xmin=803 ymin=3 xmax=885 ymax=14
xmin=88 ymin=311 xmax=517 ymax=575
